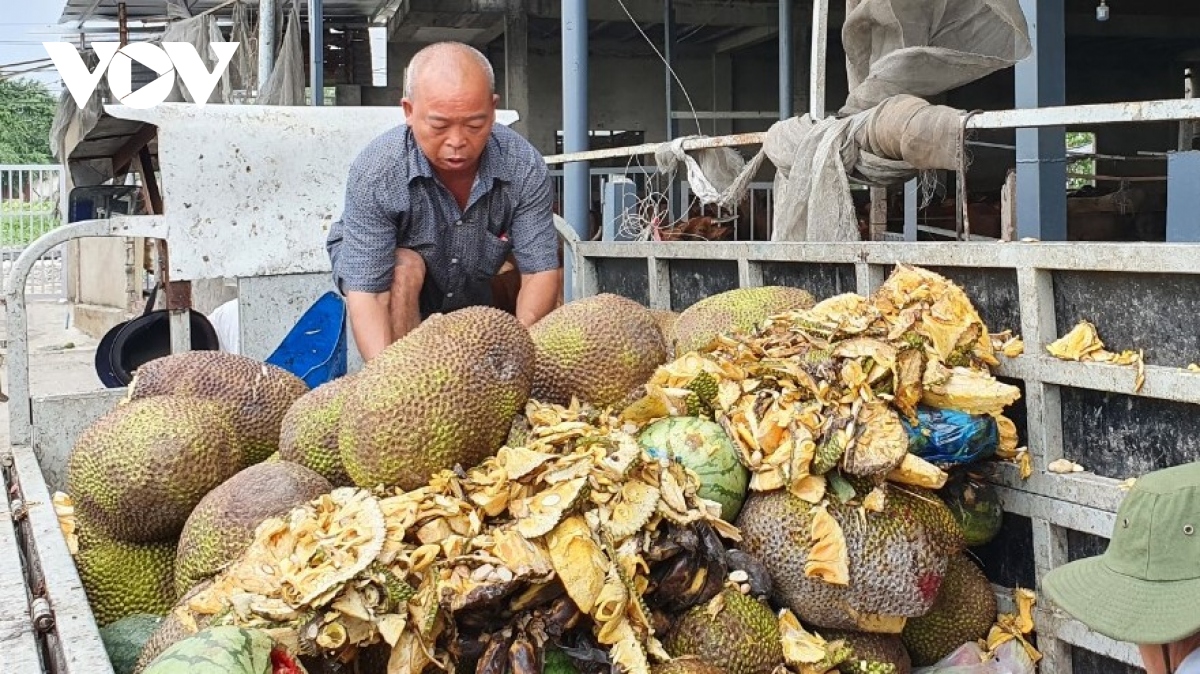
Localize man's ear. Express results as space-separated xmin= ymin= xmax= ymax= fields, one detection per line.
xmin=401 ymin=97 xmax=414 ymax=117
xmin=492 ymin=93 xmax=500 ymax=107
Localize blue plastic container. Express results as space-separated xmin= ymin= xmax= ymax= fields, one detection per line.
xmin=266 ymin=291 xmax=348 ymax=388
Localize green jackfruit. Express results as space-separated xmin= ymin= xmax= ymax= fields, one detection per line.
xmin=940 ymin=472 xmax=1004 ymax=548
xmin=339 ymin=306 xmax=535 ymax=491
xmin=279 ymin=375 xmax=355 ymax=486
xmin=822 ymin=630 xmax=911 ymax=674
xmin=735 ymin=484 xmax=964 ymax=631
xmin=133 ymin=580 xmax=214 ymax=674
xmin=67 ymin=396 xmax=244 ymax=543
xmin=651 ymin=657 xmax=728 ymax=674
xmin=173 ymin=461 xmax=330 ymax=596
xmin=76 ymin=536 xmax=176 ymax=626
xmin=530 ymin=293 xmax=667 ymax=408
xmin=901 ymin=554 xmax=997 ymax=666
xmin=673 ymin=286 xmax=816 ymax=354
xmin=664 ymin=588 xmax=783 ymax=674
xmin=128 ymin=351 xmax=310 ymax=466
xmin=651 ymin=309 xmax=681 ymax=357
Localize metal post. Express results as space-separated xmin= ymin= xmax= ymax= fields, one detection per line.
xmin=562 ymin=0 xmax=589 ymax=301
xmin=504 ymin=0 xmax=530 ymax=135
xmin=308 ymin=0 xmax=324 ymax=105
xmin=779 ymin=0 xmax=792 ymax=119
xmin=1166 ymin=151 xmax=1200 ymax=242
xmin=809 ymin=0 xmax=828 ymax=118
xmin=903 ymin=178 xmax=918 ymax=241
xmin=1015 ymin=0 xmax=1067 ymax=241
xmin=664 ymin=0 xmax=680 ymax=220
xmin=602 ymin=177 xmax=638 ymax=241
xmin=258 ymin=0 xmax=276 ymax=89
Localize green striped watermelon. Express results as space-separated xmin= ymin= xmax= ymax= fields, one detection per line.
xmin=638 ymin=416 xmax=749 ymax=522
xmin=140 ymin=626 xmax=306 ymax=674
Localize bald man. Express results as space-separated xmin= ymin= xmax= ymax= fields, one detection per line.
xmin=325 ymin=41 xmax=562 ymax=362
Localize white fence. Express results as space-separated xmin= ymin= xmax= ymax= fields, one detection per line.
xmin=0 ymin=165 xmax=67 ymax=299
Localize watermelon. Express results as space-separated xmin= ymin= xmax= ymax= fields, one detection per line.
xmin=140 ymin=625 xmax=305 ymax=674
xmin=99 ymin=613 xmax=162 ymax=674
xmin=638 ymin=416 xmax=749 ymax=521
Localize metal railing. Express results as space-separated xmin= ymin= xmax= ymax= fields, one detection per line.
xmin=0 ymin=165 xmax=67 ymax=299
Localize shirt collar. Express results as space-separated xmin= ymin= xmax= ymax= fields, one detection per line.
xmin=404 ymin=125 xmax=504 ymax=185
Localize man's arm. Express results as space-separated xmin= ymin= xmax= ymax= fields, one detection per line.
xmin=346 ymin=291 xmax=393 ymax=361
xmin=515 ymin=268 xmax=563 ymax=327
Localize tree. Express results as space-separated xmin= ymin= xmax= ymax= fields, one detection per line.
xmin=0 ymin=77 xmax=58 ymax=165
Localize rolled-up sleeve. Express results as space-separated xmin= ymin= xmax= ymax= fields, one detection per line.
xmin=508 ymin=160 xmax=561 ymax=274
xmin=332 ymin=156 xmax=400 ymax=293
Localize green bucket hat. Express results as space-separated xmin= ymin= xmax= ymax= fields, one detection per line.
xmin=1042 ymin=461 xmax=1200 ymax=645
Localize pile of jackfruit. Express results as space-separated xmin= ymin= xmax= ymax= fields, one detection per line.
xmin=59 ymin=264 xmax=1040 ymax=674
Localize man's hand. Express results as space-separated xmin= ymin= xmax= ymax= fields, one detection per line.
xmin=515 ymin=268 xmax=564 ymax=327
xmin=345 ymin=290 xmax=393 ymax=362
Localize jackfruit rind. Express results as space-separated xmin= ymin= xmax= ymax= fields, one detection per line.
xmin=67 ymin=396 xmax=244 ymax=543
xmin=173 ymin=461 xmax=331 ymax=597
xmin=127 ymin=351 xmax=310 ymax=466
xmin=673 ymin=286 xmax=816 ymax=354
xmin=735 ymin=486 xmax=962 ymax=630
xmin=278 ymin=375 xmax=354 ymax=487
xmin=900 ymin=554 xmax=997 ymax=666
xmin=821 ymin=630 xmax=912 ymax=674
xmin=530 ymin=293 xmax=668 ymax=408
xmin=664 ymin=588 xmax=785 ymax=674
xmin=76 ymin=536 xmax=176 ymax=627
xmin=338 ymin=306 xmax=535 ymax=491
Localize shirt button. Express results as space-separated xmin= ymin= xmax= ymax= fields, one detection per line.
xmin=450 ymin=258 xmax=459 ymax=264
xmin=446 ymin=292 xmax=454 ymax=298
xmin=454 ymin=219 xmax=463 ymax=226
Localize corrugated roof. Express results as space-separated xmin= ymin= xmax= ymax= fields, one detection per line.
xmin=58 ymin=0 xmax=386 ymax=28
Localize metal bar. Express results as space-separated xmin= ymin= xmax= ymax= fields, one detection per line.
xmin=669 ymin=111 xmax=782 ymax=119
xmin=664 ymin=0 xmax=680 ymax=221
xmin=903 ymin=178 xmax=917 ymax=241
xmin=971 ymin=97 xmax=1200 ymax=130
xmin=809 ymin=0 xmax=828 ymax=118
xmin=1166 ymin=151 xmax=1200 ymax=241
xmin=259 ymin=0 xmax=276 ymax=89
xmin=0 ymin=469 xmax=40 ymax=674
xmin=309 ymin=0 xmax=324 ymax=105
xmin=543 ymin=132 xmax=766 ymax=164
xmin=561 ymin=0 xmax=589 ymax=301
xmin=778 ymin=0 xmax=792 ymax=119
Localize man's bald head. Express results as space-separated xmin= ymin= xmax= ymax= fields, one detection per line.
xmin=403 ymin=41 xmax=495 ymax=101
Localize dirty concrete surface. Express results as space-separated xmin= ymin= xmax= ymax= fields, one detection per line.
xmin=0 ymin=300 xmax=104 ymax=449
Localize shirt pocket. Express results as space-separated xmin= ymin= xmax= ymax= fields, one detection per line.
xmin=473 ymin=231 xmax=514 ymax=280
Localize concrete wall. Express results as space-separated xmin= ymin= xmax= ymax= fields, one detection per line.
xmin=68 ymin=238 xmax=142 ymax=338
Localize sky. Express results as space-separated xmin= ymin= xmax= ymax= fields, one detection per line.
xmin=0 ymin=0 xmax=70 ymax=92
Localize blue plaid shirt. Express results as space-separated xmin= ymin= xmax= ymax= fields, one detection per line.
xmin=326 ymin=123 xmax=559 ymax=302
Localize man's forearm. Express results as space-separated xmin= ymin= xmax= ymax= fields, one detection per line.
xmin=515 ymin=268 xmax=563 ymax=327
xmin=345 ymin=291 xmax=394 ymax=362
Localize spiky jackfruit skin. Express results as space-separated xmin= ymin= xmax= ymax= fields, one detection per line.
xmin=339 ymin=306 xmax=535 ymax=491
xmin=279 ymin=375 xmax=354 ymax=486
xmin=823 ymin=630 xmax=911 ymax=674
xmin=664 ymin=588 xmax=784 ymax=674
xmin=76 ymin=536 xmax=176 ymax=626
xmin=133 ymin=580 xmax=214 ymax=674
xmin=900 ymin=554 xmax=996 ymax=666
xmin=529 ymin=293 xmax=667 ymax=408
xmin=651 ymin=309 xmax=681 ymax=356
xmin=673 ymin=286 xmax=816 ymax=354
xmin=173 ymin=461 xmax=330 ymax=596
xmin=128 ymin=351 xmax=310 ymax=466
xmin=67 ymin=396 xmax=244 ymax=543
xmin=735 ymin=485 xmax=963 ymax=631
xmin=652 ymin=658 xmax=729 ymax=674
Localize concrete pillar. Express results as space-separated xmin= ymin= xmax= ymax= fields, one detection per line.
xmin=1167 ymin=151 xmax=1200 ymax=242
xmin=711 ymin=53 xmax=733 ymax=136
xmin=504 ymin=0 xmax=530 ymax=135
xmin=1015 ymin=0 xmax=1067 ymax=240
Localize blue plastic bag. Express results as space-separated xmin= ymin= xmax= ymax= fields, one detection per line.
xmin=902 ymin=406 xmax=999 ymax=466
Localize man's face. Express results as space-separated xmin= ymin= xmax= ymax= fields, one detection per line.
xmin=402 ymin=72 xmax=498 ymax=180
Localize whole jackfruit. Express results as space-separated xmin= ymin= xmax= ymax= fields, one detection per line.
xmin=822 ymin=630 xmax=911 ymax=674
xmin=664 ymin=588 xmax=784 ymax=674
xmin=673 ymin=286 xmax=816 ymax=354
xmin=651 ymin=309 xmax=681 ymax=356
xmin=339 ymin=306 xmax=535 ymax=491
xmin=127 ymin=351 xmax=309 ymax=466
xmin=67 ymin=396 xmax=244 ymax=543
xmin=279 ymin=375 xmax=354 ymax=486
xmin=735 ymin=485 xmax=963 ymax=631
xmin=133 ymin=580 xmax=214 ymax=674
xmin=529 ymin=293 xmax=667 ymax=408
xmin=900 ymin=553 xmax=997 ymax=666
xmin=173 ymin=461 xmax=330 ymax=596
xmin=652 ymin=657 xmax=728 ymax=674
xmin=76 ymin=535 xmax=176 ymax=626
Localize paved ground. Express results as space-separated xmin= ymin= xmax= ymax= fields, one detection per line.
xmin=0 ymin=300 xmax=103 ymax=448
